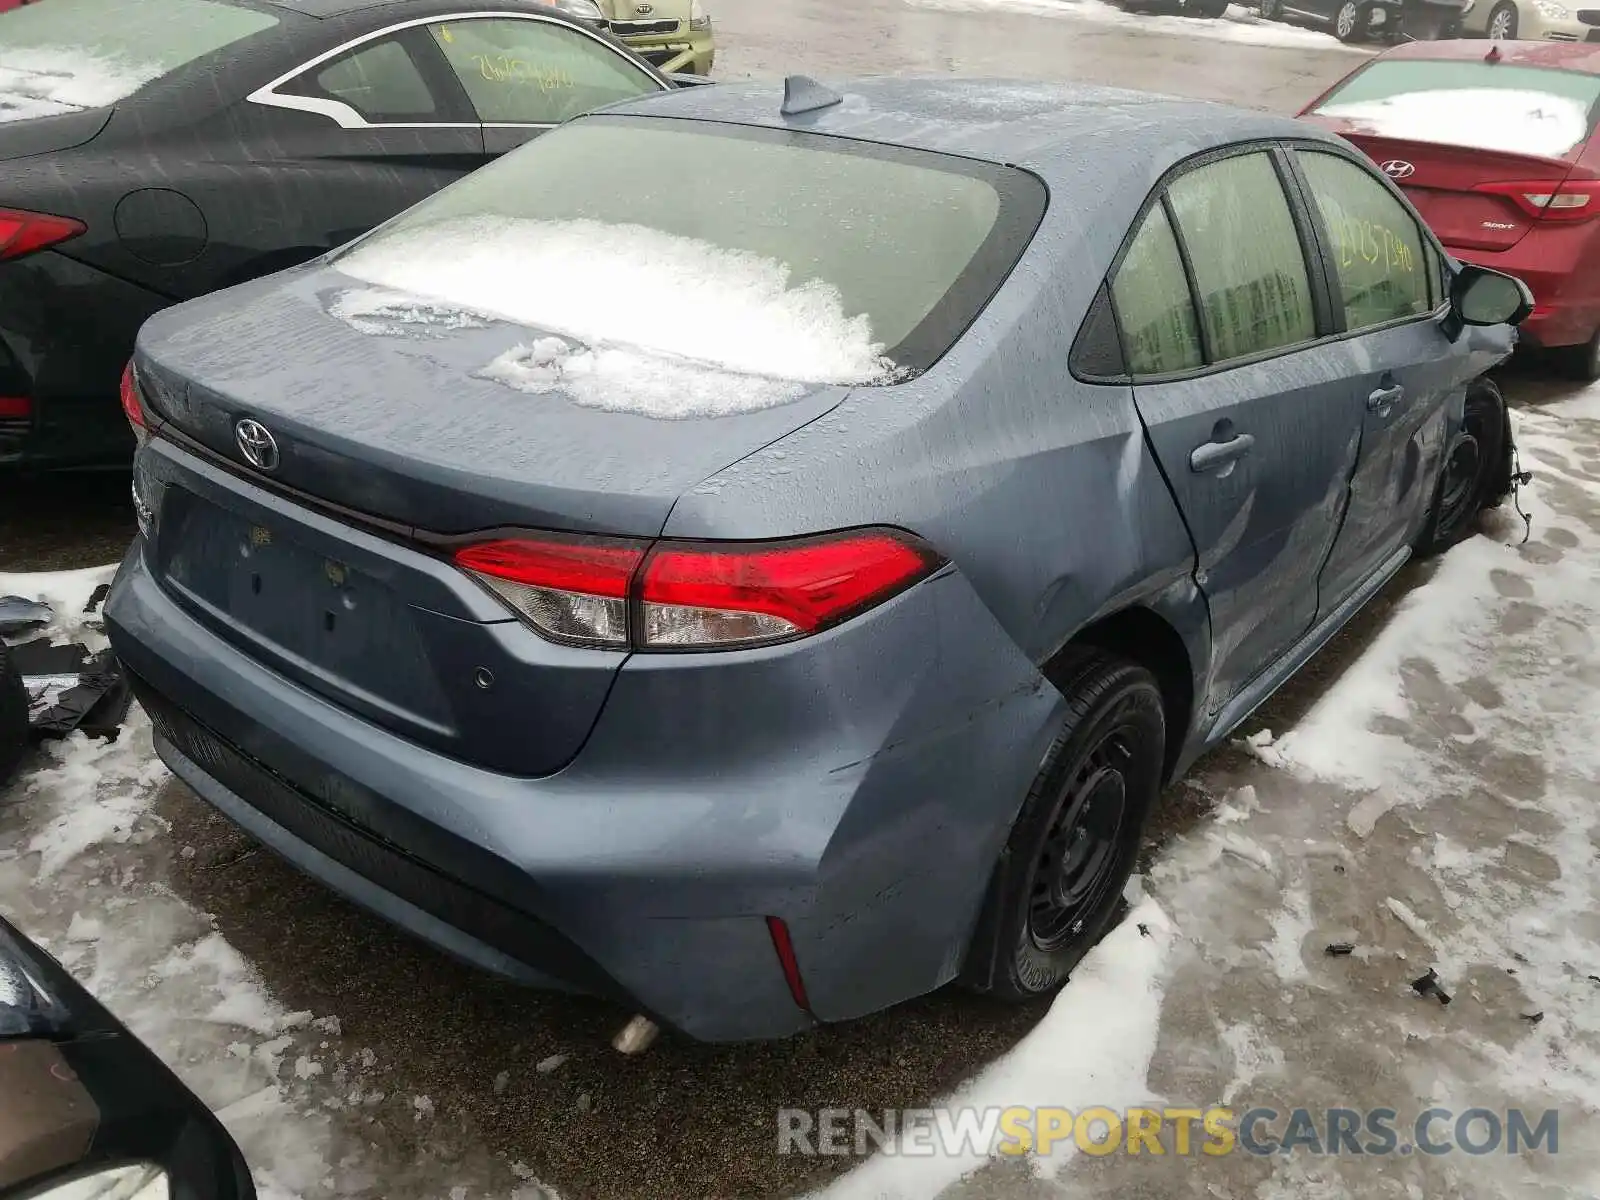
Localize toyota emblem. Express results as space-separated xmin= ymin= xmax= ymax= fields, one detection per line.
xmin=235 ymin=418 xmax=280 ymax=472
xmin=1380 ymin=159 xmax=1416 ymax=180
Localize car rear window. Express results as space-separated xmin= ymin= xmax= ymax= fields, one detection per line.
xmin=0 ymin=0 xmax=278 ymax=122
xmin=331 ymin=115 xmax=1047 ymax=381
xmin=1310 ymin=60 xmax=1600 ymax=160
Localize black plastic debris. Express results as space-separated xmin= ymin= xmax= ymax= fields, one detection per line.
xmin=1411 ymin=968 xmax=1452 ymax=1005
xmin=1325 ymin=942 xmax=1356 ymax=957
xmin=11 ymin=639 xmax=131 ymax=742
xmin=1137 ymin=923 xmax=1151 ymax=938
xmin=1521 ymin=1011 xmax=1544 ymax=1024
xmin=0 ymin=596 xmax=51 ymax=636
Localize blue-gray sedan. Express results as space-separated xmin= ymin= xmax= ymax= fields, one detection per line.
xmin=104 ymin=77 xmax=1531 ymax=1041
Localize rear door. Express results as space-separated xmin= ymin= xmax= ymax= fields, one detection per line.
xmin=1114 ymin=147 xmax=1363 ymax=709
xmin=422 ymin=14 xmax=667 ymax=156
xmin=1290 ymin=145 xmax=1470 ymax=611
xmin=254 ymin=25 xmax=490 ymax=245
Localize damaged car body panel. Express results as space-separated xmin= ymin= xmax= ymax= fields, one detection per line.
xmin=105 ymin=79 xmax=1527 ymax=1039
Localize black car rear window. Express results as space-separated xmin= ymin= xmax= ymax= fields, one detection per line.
xmin=1310 ymin=59 xmax=1600 ymax=159
xmin=0 ymin=0 xmax=279 ymax=121
xmin=331 ymin=115 xmax=1047 ymax=380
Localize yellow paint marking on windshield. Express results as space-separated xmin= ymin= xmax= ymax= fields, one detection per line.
xmin=1328 ymin=215 xmax=1415 ymax=274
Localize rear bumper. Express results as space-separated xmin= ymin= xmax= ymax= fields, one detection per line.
xmin=106 ymin=522 xmax=1061 ymax=1041
xmin=0 ymin=250 xmax=169 ymax=469
xmin=1448 ymin=231 xmax=1600 ymax=350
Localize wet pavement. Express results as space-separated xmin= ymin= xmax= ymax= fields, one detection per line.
xmin=3 ymin=3 xmax=1598 ymax=1199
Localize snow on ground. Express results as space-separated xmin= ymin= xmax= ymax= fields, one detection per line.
xmin=1314 ymin=89 xmax=1592 ymax=160
xmin=335 ymin=216 xmax=896 ymax=413
xmin=0 ymin=47 xmax=163 ymax=122
xmin=906 ymin=0 xmax=1370 ymax=53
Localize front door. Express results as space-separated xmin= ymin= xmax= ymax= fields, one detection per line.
xmin=1291 ymin=147 xmax=1473 ymax=611
xmin=1114 ymin=149 xmax=1364 ymax=709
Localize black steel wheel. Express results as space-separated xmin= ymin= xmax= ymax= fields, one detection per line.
xmin=963 ymin=651 xmax=1164 ymax=1001
xmin=1417 ymin=378 xmax=1508 ymax=556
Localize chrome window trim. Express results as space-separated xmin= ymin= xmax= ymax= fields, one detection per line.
xmin=247 ymin=9 xmax=667 ymax=131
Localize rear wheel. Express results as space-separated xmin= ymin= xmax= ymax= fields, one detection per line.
xmin=1486 ymin=0 xmax=1517 ymax=37
xmin=1416 ymin=378 xmax=1508 ymax=557
xmin=0 ymin=643 xmax=27 ymax=788
xmin=1558 ymin=327 xmax=1600 ymax=382
xmin=1334 ymin=0 xmax=1368 ymax=39
xmin=963 ymin=652 xmax=1164 ymax=1001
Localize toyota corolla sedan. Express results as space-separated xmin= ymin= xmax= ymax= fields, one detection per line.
xmin=105 ymin=77 xmax=1530 ymax=1042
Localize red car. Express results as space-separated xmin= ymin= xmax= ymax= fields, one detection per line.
xmin=1301 ymin=40 xmax=1600 ymax=378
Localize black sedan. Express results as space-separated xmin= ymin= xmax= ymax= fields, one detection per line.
xmin=0 ymin=0 xmax=680 ymax=470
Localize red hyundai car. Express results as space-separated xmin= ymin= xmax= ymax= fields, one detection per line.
xmin=1301 ymin=40 xmax=1600 ymax=378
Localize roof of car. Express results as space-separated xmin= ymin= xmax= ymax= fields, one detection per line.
xmin=257 ymin=0 xmax=567 ymax=17
xmin=600 ymin=77 xmax=1335 ymax=178
xmin=1373 ymin=38 xmax=1600 ymax=73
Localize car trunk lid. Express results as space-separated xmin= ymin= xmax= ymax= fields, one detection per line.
xmin=1308 ymin=124 xmax=1581 ymax=252
xmin=0 ymin=107 xmax=110 ymax=159
xmin=132 ymin=265 xmax=851 ymax=776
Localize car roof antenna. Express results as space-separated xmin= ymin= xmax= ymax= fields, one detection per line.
xmin=781 ymin=75 xmax=844 ymax=117
xmin=1485 ymin=44 xmax=1502 ymax=63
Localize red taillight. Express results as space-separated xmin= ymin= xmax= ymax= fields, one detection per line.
xmin=766 ymin=916 xmax=811 ymax=1012
xmin=454 ymin=533 xmax=647 ymax=648
xmin=0 ymin=396 xmax=29 ymax=419
xmin=119 ymin=360 xmax=151 ymax=446
xmin=453 ymin=527 xmax=942 ymax=651
xmin=0 ymin=207 xmax=86 ymax=261
xmin=1474 ymin=179 xmax=1600 ymax=223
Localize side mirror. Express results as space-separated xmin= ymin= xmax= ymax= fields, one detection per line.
xmin=1444 ymin=263 xmax=1534 ymax=340
xmin=0 ymin=920 xmax=254 ymax=1200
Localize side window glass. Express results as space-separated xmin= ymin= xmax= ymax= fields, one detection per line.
xmin=1111 ymin=202 xmax=1203 ymax=376
xmin=429 ymin=18 xmax=660 ymax=124
xmin=1425 ymin=239 xmax=1445 ymax=310
xmin=287 ymin=37 xmax=438 ymax=123
xmin=1298 ymin=151 xmax=1430 ymax=331
xmin=1167 ymin=152 xmax=1317 ymax=363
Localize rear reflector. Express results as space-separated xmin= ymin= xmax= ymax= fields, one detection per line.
xmin=1475 ymin=179 xmax=1600 ymax=222
xmin=0 ymin=207 xmax=86 ymax=261
xmin=766 ymin=916 xmax=811 ymax=1012
xmin=0 ymin=396 xmax=29 ymax=419
xmin=454 ymin=527 xmax=942 ymax=651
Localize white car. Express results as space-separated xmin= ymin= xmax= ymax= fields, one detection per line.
xmin=1460 ymin=0 xmax=1591 ymax=40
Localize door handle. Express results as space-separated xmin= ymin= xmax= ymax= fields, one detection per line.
xmin=1367 ymin=384 xmax=1405 ymax=415
xmin=1189 ymin=433 xmax=1255 ymax=474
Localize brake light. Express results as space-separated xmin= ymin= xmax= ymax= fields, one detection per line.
xmin=1474 ymin=179 xmax=1600 ymax=222
xmin=0 ymin=396 xmax=29 ymax=419
xmin=453 ymin=527 xmax=942 ymax=651
xmin=0 ymin=207 xmax=86 ymax=261
xmin=119 ymin=361 xmax=151 ymax=445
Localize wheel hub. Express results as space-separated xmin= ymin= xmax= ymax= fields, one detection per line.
xmin=1029 ymin=753 xmax=1129 ymax=952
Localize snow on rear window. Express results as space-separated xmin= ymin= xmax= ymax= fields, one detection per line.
xmin=1316 ymin=89 xmax=1590 ymax=159
xmin=0 ymin=0 xmax=278 ymax=121
xmin=334 ymin=215 xmax=896 ymax=417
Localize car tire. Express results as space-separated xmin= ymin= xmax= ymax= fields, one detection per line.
xmin=1486 ymin=0 xmax=1517 ymax=37
xmin=1415 ymin=377 xmax=1508 ymax=557
xmin=0 ymin=642 xmax=27 ymax=789
xmin=1334 ymin=0 xmax=1368 ymax=39
xmin=1558 ymin=327 xmax=1600 ymax=382
xmin=962 ymin=651 xmax=1164 ymax=1002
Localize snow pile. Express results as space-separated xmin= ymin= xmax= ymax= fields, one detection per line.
xmin=1315 ymin=88 xmax=1591 ymax=159
xmin=0 ymin=47 xmax=163 ymax=122
xmin=327 ymin=287 xmax=490 ymax=338
xmin=811 ymin=900 xmax=1176 ymax=1198
xmin=335 ymin=215 xmax=895 ymax=409
xmin=478 ymin=337 xmax=809 ymax=420
xmin=907 ymin=0 xmax=1371 ymax=52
